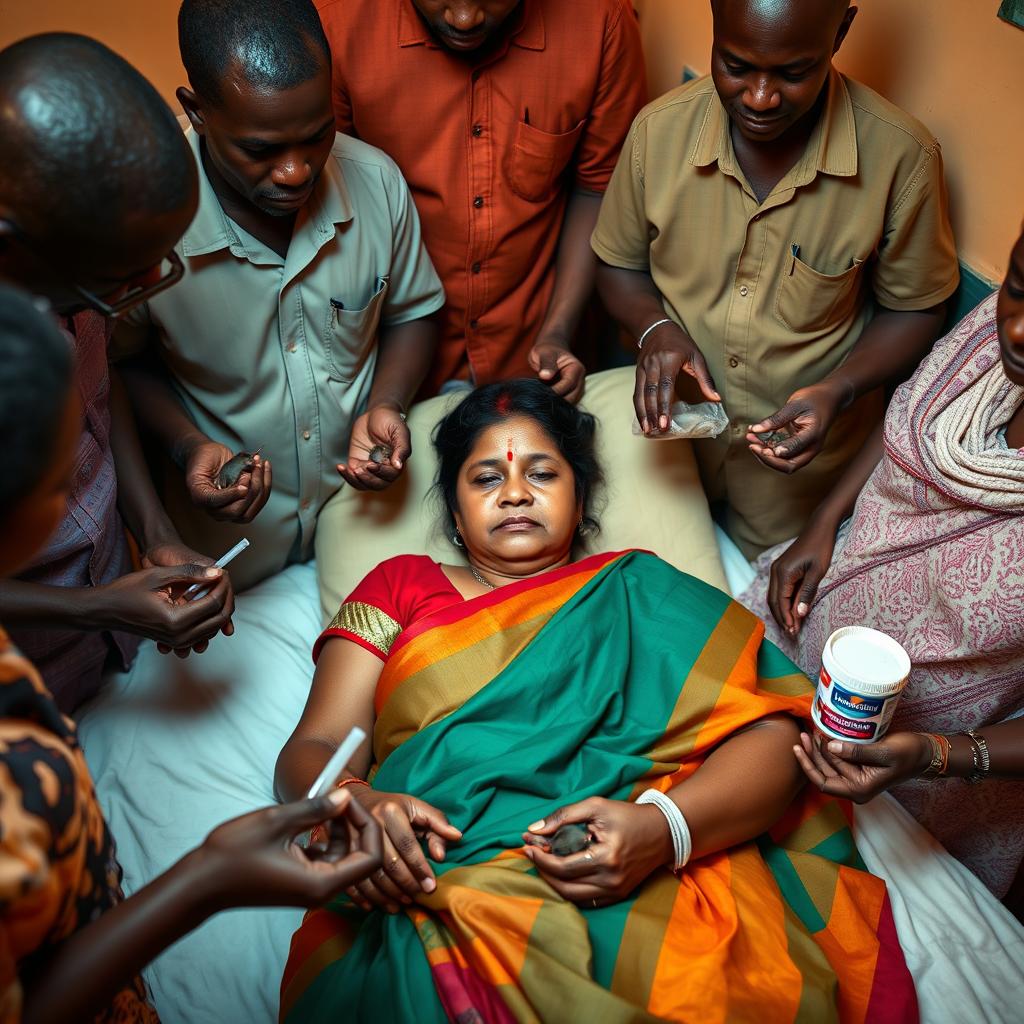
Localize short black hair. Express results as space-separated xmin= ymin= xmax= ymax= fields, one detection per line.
xmin=432 ymin=379 xmax=603 ymax=546
xmin=179 ymin=0 xmax=331 ymax=104
xmin=0 ymin=33 xmax=194 ymax=250
xmin=0 ymin=286 xmax=75 ymax=512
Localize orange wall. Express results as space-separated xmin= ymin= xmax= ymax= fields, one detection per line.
xmin=0 ymin=0 xmax=185 ymax=107
xmin=3 ymin=1 xmax=1022 ymax=278
xmin=634 ymin=0 xmax=1024 ymax=282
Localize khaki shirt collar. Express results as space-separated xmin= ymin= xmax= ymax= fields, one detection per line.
xmin=180 ymin=128 xmax=354 ymax=261
xmin=690 ymin=66 xmax=858 ymax=186
xmin=398 ymin=0 xmax=544 ymax=51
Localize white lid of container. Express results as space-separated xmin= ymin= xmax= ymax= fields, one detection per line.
xmin=824 ymin=626 xmax=910 ymax=696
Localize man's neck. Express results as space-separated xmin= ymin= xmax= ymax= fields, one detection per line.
xmin=730 ymin=85 xmax=828 ymax=205
xmin=199 ymin=141 xmax=296 ymax=259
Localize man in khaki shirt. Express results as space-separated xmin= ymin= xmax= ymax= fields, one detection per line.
xmin=117 ymin=0 xmax=444 ymax=589
xmin=593 ymin=0 xmax=958 ymax=557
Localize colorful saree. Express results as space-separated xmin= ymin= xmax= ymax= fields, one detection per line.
xmin=282 ymin=551 xmax=915 ymax=1023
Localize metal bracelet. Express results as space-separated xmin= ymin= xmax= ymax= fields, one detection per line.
xmin=966 ymin=729 xmax=992 ymax=783
xmin=636 ymin=317 xmax=674 ymax=350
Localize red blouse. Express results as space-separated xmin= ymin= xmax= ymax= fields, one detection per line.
xmin=314 ymin=555 xmax=465 ymax=663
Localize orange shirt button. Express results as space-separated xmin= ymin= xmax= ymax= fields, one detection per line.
xmin=473 ymin=196 xmax=484 ymax=209
xmin=471 ymin=262 xmax=482 ymax=274
xmin=472 ymin=124 xmax=483 ymax=137
xmin=470 ymin=319 xmax=480 ymax=329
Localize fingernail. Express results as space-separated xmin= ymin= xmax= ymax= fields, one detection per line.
xmin=326 ymin=789 xmax=346 ymax=807
xmin=528 ymin=820 xmax=544 ymax=832
xmin=204 ymin=567 xmax=223 ymax=578
xmin=827 ymin=741 xmax=842 ymax=753
xmin=797 ymin=603 xmax=808 ymax=616
xmin=422 ymin=877 xmax=436 ymax=893
xmin=523 ymin=847 xmax=534 ymax=860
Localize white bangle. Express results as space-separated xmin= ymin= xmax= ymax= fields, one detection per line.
xmin=636 ymin=317 xmax=674 ymax=350
xmin=636 ymin=788 xmax=692 ymax=871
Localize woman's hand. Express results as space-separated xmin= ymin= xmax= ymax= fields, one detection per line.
xmin=766 ymin=518 xmax=838 ymax=637
xmin=793 ymin=731 xmax=933 ymax=803
xmin=196 ymin=789 xmax=382 ymax=910
xmin=345 ymin=789 xmax=463 ymax=913
xmin=521 ymin=797 xmax=673 ymax=908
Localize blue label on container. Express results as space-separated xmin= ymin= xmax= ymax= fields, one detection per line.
xmin=829 ymin=683 xmax=885 ymax=719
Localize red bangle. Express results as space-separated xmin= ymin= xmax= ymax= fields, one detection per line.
xmin=338 ymin=777 xmax=369 ymax=789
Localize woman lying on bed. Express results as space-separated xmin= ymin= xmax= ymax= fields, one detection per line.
xmin=740 ymin=221 xmax=1024 ymax=900
xmin=0 ymin=286 xmax=382 ymax=1024
xmin=276 ymin=378 xmax=917 ymax=1023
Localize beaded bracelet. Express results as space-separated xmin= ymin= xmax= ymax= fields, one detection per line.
xmin=636 ymin=789 xmax=692 ymax=871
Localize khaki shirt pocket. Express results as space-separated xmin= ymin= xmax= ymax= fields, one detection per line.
xmin=506 ymin=118 xmax=586 ymax=203
xmin=774 ymin=254 xmax=865 ymax=334
xmin=323 ymin=277 xmax=389 ymax=382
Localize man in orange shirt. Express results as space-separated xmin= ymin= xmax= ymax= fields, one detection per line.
xmin=315 ymin=0 xmax=646 ymax=400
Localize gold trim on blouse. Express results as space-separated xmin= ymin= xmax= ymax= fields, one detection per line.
xmin=328 ymin=601 xmax=402 ymax=656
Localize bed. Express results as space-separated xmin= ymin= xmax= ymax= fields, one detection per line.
xmin=78 ymin=368 xmax=1024 ymax=1024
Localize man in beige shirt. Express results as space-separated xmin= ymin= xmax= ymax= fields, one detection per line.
xmin=593 ymin=0 xmax=959 ymax=557
xmin=117 ymin=0 xmax=444 ymax=589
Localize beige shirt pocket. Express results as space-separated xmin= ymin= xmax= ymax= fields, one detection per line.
xmin=774 ymin=254 xmax=865 ymax=334
xmin=323 ymin=277 xmax=389 ymax=382
xmin=506 ymin=119 xmax=586 ymax=203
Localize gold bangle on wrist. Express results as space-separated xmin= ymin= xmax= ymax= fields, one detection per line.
xmin=919 ymin=733 xmax=950 ymax=778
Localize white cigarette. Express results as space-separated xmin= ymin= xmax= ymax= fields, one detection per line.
xmin=306 ymin=726 xmax=368 ymax=799
xmin=182 ymin=537 xmax=250 ymax=601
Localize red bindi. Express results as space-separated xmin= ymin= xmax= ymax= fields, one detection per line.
xmin=507 ymin=436 xmax=514 ymax=461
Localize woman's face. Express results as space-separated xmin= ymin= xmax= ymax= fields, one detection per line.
xmin=454 ymin=415 xmax=582 ymax=576
xmin=998 ymin=224 xmax=1024 ymax=386
xmin=0 ymin=386 xmax=80 ymax=578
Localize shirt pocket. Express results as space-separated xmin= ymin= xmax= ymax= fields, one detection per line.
xmin=774 ymin=253 xmax=866 ymax=334
xmin=323 ymin=277 xmax=389 ymax=382
xmin=506 ymin=118 xmax=586 ymax=203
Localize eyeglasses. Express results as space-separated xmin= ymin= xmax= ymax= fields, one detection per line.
xmin=2 ymin=219 xmax=184 ymax=318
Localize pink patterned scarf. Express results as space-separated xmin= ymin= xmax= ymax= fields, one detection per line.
xmin=741 ymin=293 xmax=1024 ymax=896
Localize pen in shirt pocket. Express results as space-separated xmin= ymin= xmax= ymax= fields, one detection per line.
xmin=789 ymin=243 xmax=800 ymax=275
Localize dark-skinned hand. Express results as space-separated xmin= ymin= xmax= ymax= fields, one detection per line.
xmin=528 ymin=340 xmax=586 ymax=405
xmin=142 ymin=541 xmax=236 ymax=656
xmin=96 ymin=564 xmax=234 ymax=656
xmin=343 ymin=788 xmax=462 ymax=914
xmin=338 ymin=406 xmax=411 ymax=492
xmin=634 ymin=322 xmax=720 ymax=435
xmin=186 ymin=441 xmax=272 ymax=523
xmin=746 ymin=380 xmax=847 ymax=473
xmin=767 ymin=519 xmax=839 ymax=637
xmin=522 ymin=797 xmax=672 ymax=908
xmin=198 ymin=788 xmax=382 ymax=910
xmin=793 ymin=730 xmax=933 ymax=804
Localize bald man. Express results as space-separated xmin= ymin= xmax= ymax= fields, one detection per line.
xmin=594 ymin=0 xmax=959 ymax=558
xmin=0 ymin=33 xmax=235 ymax=710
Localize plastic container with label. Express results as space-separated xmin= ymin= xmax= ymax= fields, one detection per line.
xmin=811 ymin=626 xmax=911 ymax=744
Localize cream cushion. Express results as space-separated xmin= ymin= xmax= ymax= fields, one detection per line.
xmin=315 ymin=366 xmax=728 ymax=620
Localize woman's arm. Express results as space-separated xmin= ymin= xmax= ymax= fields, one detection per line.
xmin=275 ymin=637 xmax=383 ymax=802
xmin=275 ymin=635 xmax=462 ymax=910
xmin=795 ymin=718 xmax=1024 ymax=803
xmin=524 ymin=715 xmax=803 ymax=904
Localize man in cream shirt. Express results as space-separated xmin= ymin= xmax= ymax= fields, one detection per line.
xmin=117 ymin=0 xmax=444 ymax=589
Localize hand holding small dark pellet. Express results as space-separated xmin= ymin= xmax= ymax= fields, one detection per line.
xmin=548 ymin=823 xmax=592 ymax=856
xmin=368 ymin=443 xmax=394 ymax=465
xmin=217 ymin=448 xmax=262 ymax=489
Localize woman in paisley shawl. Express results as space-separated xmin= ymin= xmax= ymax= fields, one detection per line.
xmin=739 ymin=223 xmax=1024 ymax=900
xmin=276 ymin=377 xmax=917 ymax=1024
xmin=0 ymin=285 xmax=382 ymax=1024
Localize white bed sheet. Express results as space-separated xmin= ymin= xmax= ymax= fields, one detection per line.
xmin=78 ymin=553 xmax=1024 ymax=1024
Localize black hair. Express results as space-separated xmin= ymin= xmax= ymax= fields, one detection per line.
xmin=0 ymin=33 xmax=194 ymax=250
xmin=432 ymin=378 xmax=603 ymax=545
xmin=0 ymin=286 xmax=75 ymax=513
xmin=179 ymin=0 xmax=331 ymax=104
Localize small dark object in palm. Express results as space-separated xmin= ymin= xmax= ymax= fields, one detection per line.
xmin=756 ymin=430 xmax=790 ymax=449
xmin=549 ymin=823 xmax=592 ymax=856
xmin=368 ymin=443 xmax=393 ymax=465
xmin=217 ymin=448 xmax=262 ymax=489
